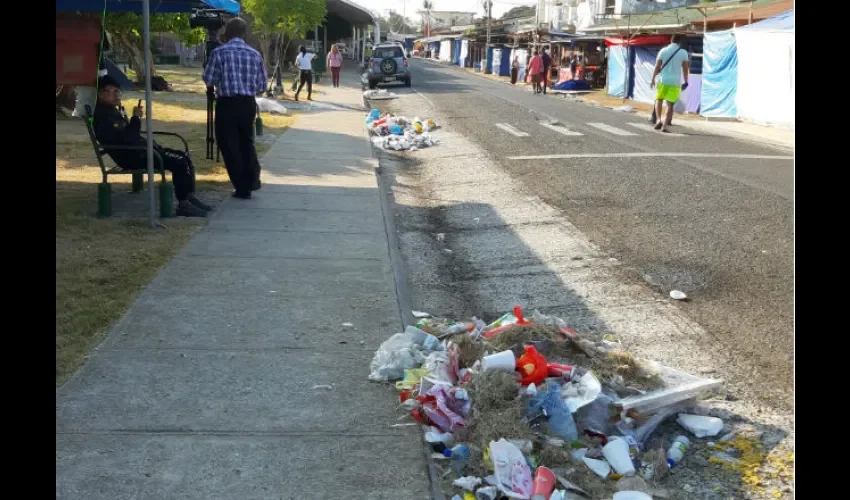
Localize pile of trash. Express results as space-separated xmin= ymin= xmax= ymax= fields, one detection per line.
xmin=365 ymin=109 xmax=439 ymax=152
xmin=255 ymin=96 xmax=289 ymax=115
xmin=369 ymin=306 xmax=724 ymax=500
xmin=363 ymin=89 xmax=399 ymax=100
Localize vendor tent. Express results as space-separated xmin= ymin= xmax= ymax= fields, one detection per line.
xmin=55 ymin=0 xmax=240 ymax=227
xmin=733 ymin=9 xmax=794 ymax=128
xmin=700 ymin=29 xmax=738 ymax=118
xmin=606 ymin=45 xmax=629 ymax=98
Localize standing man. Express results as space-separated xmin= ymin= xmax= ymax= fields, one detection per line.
xmin=541 ymin=46 xmax=552 ymax=95
xmin=510 ymin=55 xmax=520 ymax=85
xmin=203 ymin=17 xmax=267 ymax=199
xmin=650 ymin=34 xmax=690 ymax=133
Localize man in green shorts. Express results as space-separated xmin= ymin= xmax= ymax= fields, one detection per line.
xmin=650 ymin=35 xmax=690 ymax=133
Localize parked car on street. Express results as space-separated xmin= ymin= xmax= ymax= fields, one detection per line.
xmin=367 ymin=43 xmax=411 ymax=89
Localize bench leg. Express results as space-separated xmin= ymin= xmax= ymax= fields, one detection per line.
xmin=131 ymin=172 xmax=144 ymax=193
xmin=159 ymin=181 xmax=174 ymax=218
xmin=97 ymin=182 xmax=112 ymax=217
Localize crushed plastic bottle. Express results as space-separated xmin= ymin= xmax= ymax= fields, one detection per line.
xmin=666 ymin=435 xmax=690 ymax=468
xmin=527 ymin=382 xmax=578 ymax=441
xmin=444 ymin=444 xmax=471 ymax=476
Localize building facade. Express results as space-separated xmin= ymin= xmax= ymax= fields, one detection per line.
xmin=540 ymin=0 xmax=700 ymax=32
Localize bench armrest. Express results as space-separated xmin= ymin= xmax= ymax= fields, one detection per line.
xmin=141 ymin=131 xmax=189 ymax=152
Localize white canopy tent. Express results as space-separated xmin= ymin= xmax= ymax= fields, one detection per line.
xmin=734 ymin=9 xmax=794 ymax=129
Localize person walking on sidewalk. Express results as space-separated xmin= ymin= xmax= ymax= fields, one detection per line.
xmin=327 ymin=44 xmax=343 ymax=88
xmin=510 ymin=55 xmax=519 ymax=85
xmin=541 ymin=47 xmax=552 ymax=95
xmin=528 ymin=50 xmax=543 ymax=94
xmin=294 ymin=46 xmax=315 ymax=101
xmin=202 ymin=17 xmax=267 ymax=200
xmin=650 ymin=34 xmax=690 ymax=133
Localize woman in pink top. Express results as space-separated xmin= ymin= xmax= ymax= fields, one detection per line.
xmin=527 ymin=50 xmax=543 ymax=94
xmin=327 ymin=44 xmax=343 ymax=88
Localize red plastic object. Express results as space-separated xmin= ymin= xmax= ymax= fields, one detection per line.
xmin=482 ymin=305 xmax=533 ymax=339
xmin=547 ymin=363 xmax=574 ymax=378
xmin=531 ymin=466 xmax=556 ymax=500
xmin=559 ymin=326 xmax=577 ymax=338
xmin=516 ymin=345 xmax=548 ymax=386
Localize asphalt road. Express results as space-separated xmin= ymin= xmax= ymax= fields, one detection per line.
xmin=402 ymin=60 xmax=794 ymax=409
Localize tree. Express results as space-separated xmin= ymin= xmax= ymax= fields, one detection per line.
xmin=243 ymin=0 xmax=326 ymax=69
xmin=387 ymin=11 xmax=417 ymax=34
xmin=104 ymin=12 xmax=205 ymax=81
xmin=501 ymin=5 xmax=535 ymax=20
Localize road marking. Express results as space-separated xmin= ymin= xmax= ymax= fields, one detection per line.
xmin=412 ymin=88 xmax=434 ymax=107
xmin=628 ymin=122 xmax=686 ymax=136
xmin=495 ymin=123 xmax=530 ymax=137
xmin=506 ymin=152 xmax=794 ymax=161
xmin=539 ymin=122 xmax=584 ymax=136
xmin=587 ymin=122 xmax=639 ymax=136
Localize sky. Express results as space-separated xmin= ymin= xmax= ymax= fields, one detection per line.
xmin=352 ymin=0 xmax=538 ymax=25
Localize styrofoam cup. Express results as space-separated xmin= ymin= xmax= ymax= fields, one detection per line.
xmin=602 ymin=438 xmax=636 ymax=476
xmin=481 ymin=350 xmax=516 ymax=372
xmin=613 ymin=492 xmax=652 ymax=500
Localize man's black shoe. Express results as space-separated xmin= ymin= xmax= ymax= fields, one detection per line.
xmin=188 ymin=195 xmax=213 ymax=211
xmin=232 ymin=192 xmax=252 ymax=200
xmin=252 ymin=179 xmax=262 ymax=191
xmin=177 ymin=204 xmax=208 ymax=217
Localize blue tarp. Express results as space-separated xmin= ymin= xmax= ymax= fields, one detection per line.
xmin=552 ymin=79 xmax=591 ymax=91
xmin=497 ymin=47 xmax=512 ymax=77
xmin=632 ymin=46 xmax=660 ymax=105
xmin=453 ymin=40 xmax=462 ymax=65
xmin=607 ymin=45 xmax=628 ymax=98
xmin=700 ymin=29 xmax=738 ymax=118
xmin=55 ymin=0 xmax=239 ymax=14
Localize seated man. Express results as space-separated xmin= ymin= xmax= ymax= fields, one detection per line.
xmin=92 ymin=77 xmax=210 ymax=217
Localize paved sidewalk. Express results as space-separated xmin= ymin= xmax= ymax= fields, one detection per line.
xmin=56 ymin=68 xmax=431 ymax=499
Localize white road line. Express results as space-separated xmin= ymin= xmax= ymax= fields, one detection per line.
xmin=412 ymin=88 xmax=434 ymax=107
xmin=587 ymin=122 xmax=639 ymax=136
xmin=539 ymin=122 xmax=584 ymax=137
xmin=506 ymin=152 xmax=794 ymax=161
xmin=495 ymin=123 xmax=530 ymax=137
xmin=628 ymin=122 xmax=686 ymax=136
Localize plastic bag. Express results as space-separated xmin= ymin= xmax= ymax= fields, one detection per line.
xmin=368 ymin=326 xmax=443 ymax=382
xmin=526 ymin=382 xmax=578 ymax=441
xmin=562 ymin=370 xmax=602 ymax=413
xmin=489 ymin=439 xmax=533 ymax=499
xmin=255 ymin=97 xmax=289 ymax=115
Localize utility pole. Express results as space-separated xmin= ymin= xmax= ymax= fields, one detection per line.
xmin=486 ymin=0 xmax=492 ymax=46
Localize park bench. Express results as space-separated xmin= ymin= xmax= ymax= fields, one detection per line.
xmin=83 ymin=104 xmax=188 ymax=218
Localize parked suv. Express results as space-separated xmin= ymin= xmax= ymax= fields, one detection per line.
xmin=367 ymin=43 xmax=411 ymax=88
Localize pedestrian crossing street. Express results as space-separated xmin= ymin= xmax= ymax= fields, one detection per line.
xmin=494 ymin=121 xmax=689 ymax=138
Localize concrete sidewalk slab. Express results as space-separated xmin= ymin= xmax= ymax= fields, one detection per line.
xmin=56 ymin=67 xmax=431 ymax=499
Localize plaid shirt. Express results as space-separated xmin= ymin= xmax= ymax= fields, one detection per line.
xmin=202 ymin=38 xmax=267 ymax=97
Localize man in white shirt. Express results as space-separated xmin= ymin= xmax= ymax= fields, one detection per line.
xmin=294 ymin=45 xmax=315 ymax=101
xmin=650 ymin=35 xmax=690 ymax=133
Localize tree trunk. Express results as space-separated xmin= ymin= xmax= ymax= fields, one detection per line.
xmin=111 ymin=32 xmax=157 ymax=82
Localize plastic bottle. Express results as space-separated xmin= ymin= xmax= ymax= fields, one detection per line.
xmin=444 ymin=444 xmax=471 ymax=476
xmin=528 ymin=382 xmax=578 ymax=441
xmin=666 ymin=435 xmax=690 ymax=468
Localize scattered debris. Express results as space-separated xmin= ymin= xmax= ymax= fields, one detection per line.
xmin=669 ymin=290 xmax=688 ymax=301
xmin=612 ymin=105 xmax=634 ymax=113
xmin=311 ymin=384 xmax=333 ymax=390
xmin=366 ymin=109 xmax=439 ymax=151
xmin=255 ymin=97 xmax=289 ymax=115
xmin=363 ymin=89 xmax=399 ymax=100
xmin=368 ymin=305 xmax=726 ymax=499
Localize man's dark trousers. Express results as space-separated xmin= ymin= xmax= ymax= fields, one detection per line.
xmin=215 ymin=95 xmax=257 ymax=196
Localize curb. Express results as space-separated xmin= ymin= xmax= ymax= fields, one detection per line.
xmin=368 ymin=126 xmax=446 ymax=500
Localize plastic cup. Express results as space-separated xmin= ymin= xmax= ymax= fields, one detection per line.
xmin=603 ymin=438 xmax=636 ymax=476
xmin=481 ymin=350 xmax=516 ymax=372
xmin=531 ymin=466 xmax=556 ymax=500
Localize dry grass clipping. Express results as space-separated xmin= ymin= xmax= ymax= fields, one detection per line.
xmin=484 ymin=324 xmax=664 ymax=391
xmin=452 ymin=333 xmax=485 ymax=368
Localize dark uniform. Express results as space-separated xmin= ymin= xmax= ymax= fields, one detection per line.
xmin=93 ymin=102 xmax=195 ymax=202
